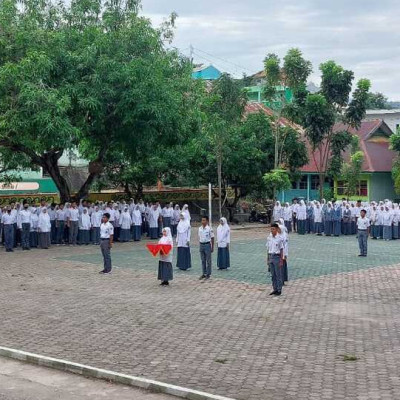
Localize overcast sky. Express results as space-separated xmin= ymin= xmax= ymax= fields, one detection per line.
xmin=141 ymin=0 xmax=400 ymax=100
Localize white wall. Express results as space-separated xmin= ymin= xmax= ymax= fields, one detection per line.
xmin=365 ymin=110 xmax=400 ymax=134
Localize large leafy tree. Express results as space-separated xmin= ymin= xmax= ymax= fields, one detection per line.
xmin=0 ymin=0 xmax=194 ymax=202
xmin=302 ymin=61 xmax=371 ymax=198
xmin=365 ymin=92 xmax=392 ymax=110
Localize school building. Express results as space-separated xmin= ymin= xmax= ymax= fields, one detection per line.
xmin=279 ymin=119 xmax=398 ymax=203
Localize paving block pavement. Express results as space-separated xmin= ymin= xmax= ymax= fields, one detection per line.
xmin=0 ymin=229 xmax=399 ymax=399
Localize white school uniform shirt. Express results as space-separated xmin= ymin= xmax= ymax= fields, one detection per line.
xmin=91 ymin=211 xmax=103 ymax=228
xmin=120 ymin=211 xmax=132 ymax=229
xmin=313 ymin=207 xmax=323 ymax=223
xmin=38 ymin=213 xmax=51 ymax=232
xmin=357 ymin=217 xmax=370 ymax=230
xmin=217 ymin=221 xmax=230 ymax=248
xmin=283 ymin=206 xmax=292 ymax=221
xmin=198 ymin=225 xmax=214 ymax=243
xmin=1 ymin=213 xmax=14 ymax=225
xmin=132 ymin=210 xmax=142 ymax=226
xmin=149 ymin=208 xmax=160 ymax=228
xmin=10 ymin=209 xmax=17 ymax=223
xmin=382 ymin=211 xmax=393 ymax=226
xmin=176 ymin=221 xmax=191 ymax=247
xmin=48 ymin=208 xmax=56 ymax=221
xmin=67 ymin=208 xmax=79 ymax=222
xmin=100 ymin=222 xmax=114 ymax=239
xmin=56 ymin=209 xmax=66 ymax=221
xmin=266 ymin=233 xmax=284 ymax=255
xmin=79 ymin=213 xmax=91 ymax=230
xmin=30 ymin=214 xmax=39 ymax=231
xmin=18 ymin=209 xmax=32 ymax=228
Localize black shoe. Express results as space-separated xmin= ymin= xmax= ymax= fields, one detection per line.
xmin=274 ymin=291 xmax=282 ymax=296
xmin=199 ymin=275 xmax=206 ymax=280
xmin=269 ymin=291 xmax=277 ymax=295
xmin=160 ymin=281 xmax=166 ymax=286
xmin=205 ymin=276 xmax=210 ymax=280
xmin=99 ymin=270 xmax=106 ymax=274
xmin=358 ymin=254 xmax=363 ymax=257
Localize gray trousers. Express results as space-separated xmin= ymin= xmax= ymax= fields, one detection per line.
xmin=69 ymin=221 xmax=79 ymax=244
xmin=21 ymin=223 xmax=31 ymax=249
xmin=200 ymin=242 xmax=212 ymax=277
xmin=4 ymin=224 xmax=14 ymax=250
xmin=56 ymin=221 xmax=65 ymax=244
xmin=358 ymin=230 xmax=368 ymax=256
xmin=100 ymin=239 xmax=112 ymax=272
xmin=268 ymin=254 xmax=282 ymax=292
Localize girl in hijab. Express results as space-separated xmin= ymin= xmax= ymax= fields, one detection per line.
xmin=176 ymin=213 xmax=192 ymax=270
xmin=119 ymin=207 xmax=132 ymax=242
xmin=131 ymin=205 xmax=142 ymax=241
xmin=30 ymin=209 xmax=39 ymax=248
xmin=182 ymin=204 xmax=191 ymax=224
xmin=217 ymin=217 xmax=231 ymax=270
xmin=296 ymin=200 xmax=307 ymax=235
xmin=79 ymin=208 xmax=91 ymax=245
xmin=283 ymin=203 xmax=292 ymax=233
xmin=382 ymin=205 xmax=393 ymax=240
xmin=314 ymin=202 xmax=323 ymax=235
xmin=324 ymin=202 xmax=333 ymax=236
xmin=342 ymin=204 xmax=352 ymax=235
xmin=149 ymin=204 xmax=160 ymax=240
xmin=38 ymin=207 xmax=51 ymax=249
xmin=278 ymin=218 xmax=289 ymax=284
xmin=273 ymin=201 xmax=283 ymax=222
xmin=171 ymin=205 xmax=181 ymax=237
xmin=369 ymin=204 xmax=378 ymax=239
xmin=158 ymin=227 xmax=174 ymax=286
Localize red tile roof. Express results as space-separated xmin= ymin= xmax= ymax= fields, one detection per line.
xmin=300 ymin=119 xmax=396 ymax=173
xmin=244 ymin=102 xmax=303 ymax=132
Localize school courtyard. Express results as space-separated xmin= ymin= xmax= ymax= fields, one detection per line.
xmin=1 ymin=226 xmax=400 ymax=400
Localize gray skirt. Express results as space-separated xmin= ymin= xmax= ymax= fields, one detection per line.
xmin=177 ymin=247 xmax=192 ymax=270
xmin=217 ymin=247 xmax=230 ymax=269
xmin=133 ymin=225 xmax=141 ymax=241
xmin=383 ymin=226 xmax=392 ymax=240
xmin=119 ymin=228 xmax=131 ymax=242
xmin=158 ymin=261 xmax=173 ymax=282
xmin=39 ymin=232 xmax=51 ymax=249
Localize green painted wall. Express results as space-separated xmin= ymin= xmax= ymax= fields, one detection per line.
xmin=369 ymin=172 xmax=396 ymax=201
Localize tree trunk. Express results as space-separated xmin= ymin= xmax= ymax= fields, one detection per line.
xmin=134 ymin=183 xmax=143 ymax=202
xmin=124 ymin=183 xmax=133 ymax=199
xmin=319 ymin=172 xmax=324 ymax=200
xmin=41 ymin=154 xmax=71 ymax=203
xmin=225 ymin=187 xmax=240 ymax=223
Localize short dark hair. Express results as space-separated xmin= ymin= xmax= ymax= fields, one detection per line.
xmin=103 ymin=213 xmax=110 ymax=220
xmin=271 ymin=223 xmax=279 ymax=228
xmin=201 ymin=216 xmax=209 ymax=221
xmin=360 ymin=209 xmax=367 ymax=214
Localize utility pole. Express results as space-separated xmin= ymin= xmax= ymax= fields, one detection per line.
xmin=189 ymin=44 xmax=194 ymax=64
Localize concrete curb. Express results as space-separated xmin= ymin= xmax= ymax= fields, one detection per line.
xmin=0 ymin=346 xmax=235 ymax=400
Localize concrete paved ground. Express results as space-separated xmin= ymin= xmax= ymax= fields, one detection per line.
xmin=0 ymin=226 xmax=400 ymax=399
xmin=0 ymin=356 xmax=174 ymax=400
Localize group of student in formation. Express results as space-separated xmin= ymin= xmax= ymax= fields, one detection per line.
xmin=0 ymin=198 xmax=231 ymax=286
xmin=272 ymin=198 xmax=400 ymax=240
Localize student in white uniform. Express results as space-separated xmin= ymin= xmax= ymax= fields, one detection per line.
xmin=266 ymin=223 xmax=284 ymax=296
xmin=55 ymin=204 xmax=66 ymax=245
xmin=119 ymin=207 xmax=132 ymax=242
xmin=67 ymin=202 xmax=80 ymax=245
xmin=357 ymin=209 xmax=370 ymax=257
xmin=2 ymin=207 xmax=15 ymax=252
xmin=176 ymin=213 xmax=192 ymax=271
xmin=99 ymin=213 xmax=114 ymax=274
xmin=30 ymin=211 xmax=39 ymax=248
xmin=158 ymin=227 xmax=174 ymax=286
xmin=198 ymin=216 xmax=214 ymax=280
xmin=217 ymin=217 xmax=230 ymax=270
xmin=90 ymin=206 xmax=103 ymax=245
xmin=78 ymin=208 xmax=91 ymax=245
xmin=18 ymin=203 xmax=32 ymax=250
xmin=131 ymin=205 xmax=142 ymax=241
xmin=38 ymin=207 xmax=51 ymax=249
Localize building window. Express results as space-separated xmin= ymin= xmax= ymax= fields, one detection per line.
xmin=337 ymin=180 xmax=368 ymax=197
xmin=292 ymin=181 xmax=298 ymax=189
xmin=299 ymin=175 xmax=308 ymax=190
xmin=311 ymin=175 xmax=320 ymax=190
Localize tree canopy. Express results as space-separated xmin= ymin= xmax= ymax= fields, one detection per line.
xmin=0 ymin=0 xmax=195 ymax=201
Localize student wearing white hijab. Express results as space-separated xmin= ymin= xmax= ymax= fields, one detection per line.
xmin=369 ymin=204 xmax=379 ymax=239
xmin=90 ymin=206 xmax=103 ymax=245
xmin=382 ymin=205 xmax=393 ymax=240
xmin=148 ymin=204 xmax=160 ymax=240
xmin=131 ymin=205 xmax=142 ymax=241
xmin=282 ymin=203 xmax=292 ymax=233
xmin=38 ymin=207 xmax=51 ymax=249
xmin=30 ymin=210 xmax=39 ymax=248
xmin=217 ymin=217 xmax=231 ymax=270
xmin=393 ymin=203 xmax=399 ymax=240
xmin=119 ymin=207 xmax=132 ymax=242
xmin=158 ymin=227 xmax=174 ymax=286
xmin=273 ymin=201 xmax=283 ymax=222
xmin=296 ymin=200 xmax=307 ymax=235
xmin=78 ymin=208 xmax=91 ymax=245
xmin=313 ymin=202 xmax=323 ymax=235
xmin=278 ymin=218 xmax=289 ymax=284
xmin=176 ymin=213 xmax=192 ymax=270
xmin=182 ymin=204 xmax=191 ymax=224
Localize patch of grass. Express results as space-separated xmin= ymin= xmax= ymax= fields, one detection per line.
xmin=215 ymin=358 xmax=228 ymax=364
xmin=341 ymin=354 xmax=358 ymax=362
